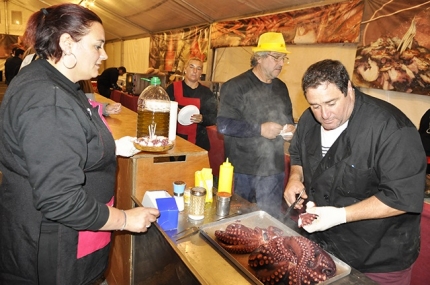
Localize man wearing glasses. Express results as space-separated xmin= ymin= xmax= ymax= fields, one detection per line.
xmin=217 ymin=32 xmax=295 ymax=219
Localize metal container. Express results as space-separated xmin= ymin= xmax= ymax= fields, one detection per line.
xmin=216 ymin=191 xmax=231 ymax=217
xmin=188 ymin=187 xmax=206 ymax=220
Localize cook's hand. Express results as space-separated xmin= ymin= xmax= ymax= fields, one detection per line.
xmin=191 ymin=114 xmax=203 ymax=124
xmin=106 ymin=103 xmax=122 ymax=115
xmin=280 ymin=124 xmax=296 ymax=141
xmin=125 ymin=207 xmax=160 ymax=233
xmin=284 ymin=180 xmax=307 ymax=209
xmin=302 ymin=202 xmax=346 ymax=233
xmin=261 ymin=122 xmax=283 ymax=139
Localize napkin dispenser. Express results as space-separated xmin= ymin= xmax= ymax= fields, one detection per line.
xmin=142 ymin=190 xmax=179 ymax=231
xmin=155 ymin=197 xmax=179 ymax=231
xmin=142 ymin=190 xmax=170 ymax=208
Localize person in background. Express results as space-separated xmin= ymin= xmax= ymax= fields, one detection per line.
xmin=5 ymin=48 xmax=24 ymax=85
xmin=217 ymin=32 xmax=295 ymax=219
xmin=97 ymin=66 xmax=126 ymax=98
xmin=79 ymin=79 xmax=121 ymax=116
xmin=0 ymin=4 xmax=159 ymax=285
xmin=166 ymin=57 xmax=217 ymax=150
xmin=4 ymin=47 xmax=17 ymax=79
xmin=285 ymin=59 xmax=425 ymax=285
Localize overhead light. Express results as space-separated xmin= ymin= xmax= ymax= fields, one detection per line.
xmin=79 ymin=0 xmax=96 ymax=8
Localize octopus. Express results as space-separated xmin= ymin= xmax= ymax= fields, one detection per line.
xmin=214 ymin=223 xmax=284 ymax=253
xmin=214 ymin=223 xmax=336 ymax=285
xmin=298 ymin=213 xmax=319 ymax=228
xmin=249 ymin=236 xmax=336 ymax=285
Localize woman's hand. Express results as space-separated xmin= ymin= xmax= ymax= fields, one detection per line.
xmin=101 ymin=206 xmax=160 ymax=233
xmin=124 ymin=207 xmax=160 ymax=233
xmin=105 ymin=103 xmax=121 ymax=115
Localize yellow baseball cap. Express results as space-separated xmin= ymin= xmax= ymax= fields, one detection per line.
xmin=252 ymin=32 xmax=291 ymax=54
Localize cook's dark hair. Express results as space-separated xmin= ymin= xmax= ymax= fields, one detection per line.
xmin=302 ymin=59 xmax=350 ymax=97
xmin=23 ymin=3 xmax=102 ymax=63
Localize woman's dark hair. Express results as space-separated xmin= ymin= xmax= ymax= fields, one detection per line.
xmin=23 ymin=3 xmax=102 ymax=63
xmin=302 ymin=59 xmax=351 ymax=97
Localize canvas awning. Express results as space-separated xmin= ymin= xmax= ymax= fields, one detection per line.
xmin=10 ymin=0 xmax=345 ymax=42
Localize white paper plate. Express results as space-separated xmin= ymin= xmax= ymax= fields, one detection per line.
xmin=178 ymin=105 xmax=199 ymax=126
xmin=279 ymin=130 xmax=293 ymax=139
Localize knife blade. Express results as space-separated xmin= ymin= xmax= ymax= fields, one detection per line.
xmin=283 ymin=188 xmax=305 ymax=218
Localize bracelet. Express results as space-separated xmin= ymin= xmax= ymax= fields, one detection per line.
xmin=120 ymin=210 xmax=127 ymax=231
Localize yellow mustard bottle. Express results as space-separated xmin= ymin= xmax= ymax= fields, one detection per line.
xmin=218 ymin=158 xmax=234 ymax=194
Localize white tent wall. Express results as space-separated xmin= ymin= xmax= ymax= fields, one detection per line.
xmin=0 ymin=1 xmax=30 ymax=36
xmin=99 ymin=37 xmax=150 ymax=82
xmin=102 ymin=38 xmax=150 ymax=81
xmin=122 ymin=38 xmax=150 ymax=74
xmin=103 ymin=41 xmax=122 ymax=72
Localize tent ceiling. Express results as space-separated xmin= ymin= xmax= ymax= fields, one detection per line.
xmin=11 ymin=0 xmax=341 ymax=42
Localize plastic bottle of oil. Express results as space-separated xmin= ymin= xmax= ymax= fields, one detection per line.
xmin=137 ymin=77 xmax=170 ymax=138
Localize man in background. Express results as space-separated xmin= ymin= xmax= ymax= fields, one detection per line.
xmin=217 ymin=32 xmax=295 ymax=219
xmin=5 ymin=48 xmax=24 ymax=85
xmin=166 ymin=57 xmax=217 ymax=151
xmin=97 ymin=66 xmax=126 ymax=98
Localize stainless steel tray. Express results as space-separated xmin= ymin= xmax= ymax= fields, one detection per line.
xmin=199 ymin=210 xmax=351 ymax=285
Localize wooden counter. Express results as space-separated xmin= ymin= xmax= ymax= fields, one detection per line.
xmin=95 ymin=94 xmax=138 ymax=140
xmin=95 ymin=94 xmax=210 ymax=284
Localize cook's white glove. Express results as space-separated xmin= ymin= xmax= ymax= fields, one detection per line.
xmin=302 ymin=201 xmax=346 ymax=233
xmin=115 ymin=136 xmax=141 ymax=157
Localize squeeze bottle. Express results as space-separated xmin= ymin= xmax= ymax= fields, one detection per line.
xmin=218 ymin=158 xmax=234 ymax=194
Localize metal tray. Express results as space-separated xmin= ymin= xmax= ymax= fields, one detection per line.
xmin=199 ymin=210 xmax=351 ymax=285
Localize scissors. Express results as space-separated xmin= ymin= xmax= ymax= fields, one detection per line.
xmin=283 ymin=188 xmax=306 ymax=218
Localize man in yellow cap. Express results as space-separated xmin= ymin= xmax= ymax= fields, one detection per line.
xmin=217 ymin=32 xmax=296 ymax=219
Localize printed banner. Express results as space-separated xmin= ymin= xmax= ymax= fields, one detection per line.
xmin=352 ymin=0 xmax=430 ymax=96
xmin=149 ymin=25 xmax=210 ymax=74
xmin=210 ymin=0 xmax=363 ymax=48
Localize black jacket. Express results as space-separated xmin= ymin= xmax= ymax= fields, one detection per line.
xmin=4 ymin=56 xmax=23 ymax=85
xmin=217 ymin=69 xmax=294 ymax=176
xmin=289 ymin=90 xmax=425 ymax=272
xmin=97 ymin=67 xmax=120 ymax=98
xmin=0 ymin=59 xmax=116 ymax=284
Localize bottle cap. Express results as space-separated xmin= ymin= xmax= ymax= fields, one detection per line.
xmin=191 ymin=187 xmax=206 ymax=196
xmin=150 ymin=77 xmax=161 ymax=85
